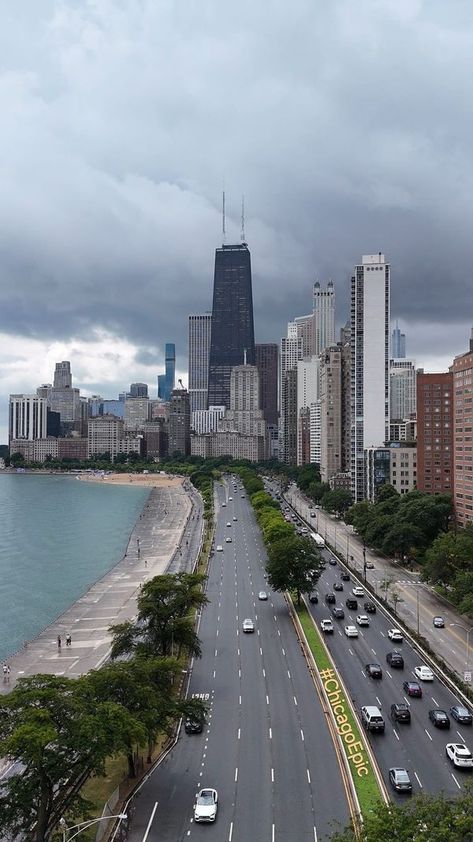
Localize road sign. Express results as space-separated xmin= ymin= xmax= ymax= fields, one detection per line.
xmin=464 ymin=671 xmax=472 ymax=685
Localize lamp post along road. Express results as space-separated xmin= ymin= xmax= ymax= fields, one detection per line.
xmin=59 ymin=813 xmax=127 ymax=842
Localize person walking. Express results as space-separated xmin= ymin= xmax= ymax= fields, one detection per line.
xmin=66 ymin=633 xmax=71 ymax=647
xmin=2 ymin=663 xmax=7 ymax=682
xmin=57 ymin=635 xmax=62 ymax=649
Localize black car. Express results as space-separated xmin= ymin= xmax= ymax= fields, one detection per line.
xmin=386 ymin=651 xmax=404 ymax=669
xmin=185 ymin=718 xmax=204 ymax=734
xmin=346 ymin=598 xmax=358 ymax=610
xmin=390 ymin=703 xmax=411 ymax=724
xmin=341 ymin=572 xmax=351 ymax=581
xmin=450 ymin=705 xmax=473 ymax=725
xmin=429 ymin=709 xmax=450 ymax=729
xmin=364 ymin=601 xmax=376 ymax=614
xmin=403 ymin=681 xmax=422 ymax=698
xmin=365 ymin=663 xmax=383 ymax=679
xmin=333 ymin=582 xmax=343 ymax=592
xmin=325 ymin=593 xmax=336 ymax=605
xmin=331 ymin=606 xmax=345 ymax=619
xmin=328 ymin=558 xmax=337 ymax=566
xmin=308 ymin=593 xmax=318 ymax=604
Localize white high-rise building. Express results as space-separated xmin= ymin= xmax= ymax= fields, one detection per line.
xmin=351 ymin=254 xmax=390 ymax=501
xmin=390 ymin=358 xmax=416 ymax=421
xmin=297 ymin=356 xmax=319 ymax=465
xmin=9 ymin=395 xmax=48 ymax=443
xmin=280 ymin=325 xmax=303 ymax=463
xmin=188 ymin=313 xmax=212 ymax=413
xmin=313 ymin=281 xmax=335 ymax=354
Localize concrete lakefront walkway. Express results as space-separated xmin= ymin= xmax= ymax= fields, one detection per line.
xmin=0 ymin=480 xmax=202 ymax=693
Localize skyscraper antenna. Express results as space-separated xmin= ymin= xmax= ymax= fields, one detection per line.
xmin=241 ymin=194 xmax=246 ymax=243
xmin=222 ymin=190 xmax=226 ymax=245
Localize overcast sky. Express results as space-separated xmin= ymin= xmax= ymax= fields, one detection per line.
xmin=1 ymin=0 xmax=473 ymax=442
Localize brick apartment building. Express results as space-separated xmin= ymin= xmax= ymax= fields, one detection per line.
xmin=416 ymin=371 xmax=453 ymax=495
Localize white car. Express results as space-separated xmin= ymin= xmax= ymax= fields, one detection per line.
xmin=225 ymin=536 xmax=232 ymax=543
xmin=356 ymin=615 xmax=370 ymax=627
xmin=216 ymin=545 xmax=223 ymax=552
xmin=320 ymin=619 xmax=334 ymax=633
xmin=352 ymin=586 xmax=364 ymax=597
xmin=365 ymin=561 xmax=375 ymax=569
xmin=194 ymin=788 xmax=218 ymax=822
xmin=445 ymin=743 xmax=473 ymax=769
xmin=388 ymin=628 xmax=403 ymax=642
xmin=258 ymin=591 xmax=268 ymax=600
xmin=226 ymin=522 xmax=231 ymax=527
xmin=242 ymin=619 xmax=255 ymax=633
xmin=414 ymin=665 xmax=434 ymax=682
xmin=344 ymin=625 xmax=359 ymax=638
xmin=233 ymin=516 xmax=238 ymax=521
xmin=229 ymin=496 xmax=233 ymax=501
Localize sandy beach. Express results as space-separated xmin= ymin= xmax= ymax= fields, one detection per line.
xmin=78 ymin=471 xmax=184 ymax=488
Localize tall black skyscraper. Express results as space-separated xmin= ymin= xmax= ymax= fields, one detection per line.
xmin=208 ymin=243 xmax=255 ymax=408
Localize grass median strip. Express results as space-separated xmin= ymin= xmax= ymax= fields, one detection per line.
xmin=293 ymin=599 xmax=383 ymax=816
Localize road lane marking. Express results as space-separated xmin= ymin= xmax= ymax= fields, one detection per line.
xmin=294 ymin=696 xmax=298 ymax=706
xmin=371 ymin=648 xmax=377 ymax=655
xmin=424 ymin=729 xmax=432 ymax=741
xmin=414 ymin=771 xmax=423 ymax=788
xmin=215 ymin=649 xmax=218 ymax=657
xmin=239 ymin=669 xmax=241 ymax=678
xmin=260 ymin=647 xmax=263 ymax=656
xmin=213 ymin=669 xmax=216 ymax=678
xmin=287 ymin=670 xmax=291 ymax=678
xmin=271 ymin=768 xmax=274 ymax=782
xmin=263 ymin=668 xmax=266 ymax=677
xmin=451 ymin=773 xmax=461 ymax=790
xmin=457 ymin=730 xmax=466 ymax=742
xmin=141 ymin=801 xmax=158 ymax=842
xmin=239 ymin=695 xmax=241 ymax=705
xmin=282 ymin=647 xmax=285 ymax=655
xmin=277 ymin=628 xmax=281 ymax=637
xmin=266 ymin=695 xmax=270 ymax=704
xmin=301 ymin=728 xmax=305 ymax=741
xmin=376 ymin=696 xmax=382 ymax=706
xmin=235 ymin=767 xmax=238 ymax=782
xmin=380 ymin=631 xmax=385 ymax=637
xmin=386 ymin=670 xmax=392 ymax=678
xmin=307 ymin=769 xmax=311 ymax=784
xmin=272 ymin=825 xmax=275 ymax=842
xmin=314 ymin=828 xmax=318 ymax=842
xmin=229 ymin=821 xmax=234 ymax=841
xmin=393 ymin=728 xmax=399 ymax=740
xmin=238 ymin=729 xmax=241 ymax=740
xmin=269 ymin=727 xmax=272 ymax=739
xmin=431 ymin=697 xmax=439 ymax=706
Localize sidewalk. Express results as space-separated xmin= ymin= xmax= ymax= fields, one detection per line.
xmin=1 ymin=481 xmax=202 ymax=693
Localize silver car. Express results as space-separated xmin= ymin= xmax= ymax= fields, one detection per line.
xmin=242 ymin=619 xmax=255 ymax=633
xmin=194 ymin=788 xmax=218 ymax=822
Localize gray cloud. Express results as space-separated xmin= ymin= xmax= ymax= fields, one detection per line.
xmin=1 ymin=0 xmax=473 ymax=387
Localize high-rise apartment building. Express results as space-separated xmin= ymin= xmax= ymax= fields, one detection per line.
xmin=9 ymin=395 xmax=48 ymax=443
xmin=392 ymin=323 xmax=406 ymax=359
xmin=208 ymin=243 xmax=255 ymax=408
xmin=255 ymin=343 xmax=278 ymax=426
xmin=158 ymin=343 xmax=176 ymax=402
xmin=320 ymin=346 xmax=342 ymax=483
xmin=350 ymin=254 xmax=390 ymax=501
xmin=188 ymin=313 xmax=212 ymax=413
xmin=390 ymin=359 xmax=417 ymax=421
xmin=340 ymin=323 xmax=351 ymax=475
xmin=297 ymin=356 xmax=319 ymax=465
xmin=124 ymin=397 xmax=150 ymax=431
xmin=313 ymin=281 xmax=335 ymax=355
xmin=451 ymin=331 xmax=473 ymax=527
xmin=282 ymin=368 xmax=298 ymax=465
xmin=129 ymin=383 xmax=149 ymax=398
xmin=169 ymin=386 xmax=191 ymax=456
xmin=416 ymin=371 xmax=453 ymax=495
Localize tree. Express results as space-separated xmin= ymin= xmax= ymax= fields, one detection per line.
xmin=382 ymin=523 xmax=424 ymax=559
xmin=321 ymin=489 xmax=352 ymax=516
xmin=423 ymin=531 xmax=473 ymax=587
xmin=266 ymin=536 xmax=323 ymax=605
xmin=375 ymin=484 xmax=399 ymax=503
xmin=330 ymin=788 xmax=473 ymax=842
xmin=263 ymin=519 xmax=294 ymax=544
xmin=110 ymin=572 xmax=208 ymax=660
xmin=0 ymin=674 xmax=142 ymax=842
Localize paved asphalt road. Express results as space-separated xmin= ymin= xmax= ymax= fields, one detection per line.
xmin=125 ymin=479 xmax=350 ymax=842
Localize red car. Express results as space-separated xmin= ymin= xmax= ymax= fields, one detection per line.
xmin=403 ymin=680 xmax=422 ymax=698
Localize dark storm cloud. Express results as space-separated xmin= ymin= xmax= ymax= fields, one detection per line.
xmin=1 ymin=0 xmax=473 ymax=372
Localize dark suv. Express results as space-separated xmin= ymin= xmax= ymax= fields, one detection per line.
xmin=364 ymin=601 xmax=376 ymax=614
xmin=341 ymin=572 xmax=351 ymax=581
xmin=331 ymin=606 xmax=345 ymax=619
xmin=386 ymin=651 xmax=404 ymax=669
xmin=325 ymin=593 xmax=336 ymax=605
xmin=390 ymin=703 xmax=411 ymax=724
xmin=346 ymin=597 xmax=358 ymax=610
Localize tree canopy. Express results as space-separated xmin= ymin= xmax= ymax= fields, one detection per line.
xmin=266 ymin=535 xmax=323 ymax=604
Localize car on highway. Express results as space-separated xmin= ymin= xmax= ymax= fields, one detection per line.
xmin=332 ymin=606 xmax=345 ymax=619
xmin=258 ymin=591 xmax=268 ymax=601
xmin=194 ymin=788 xmax=218 ymax=822
xmin=310 ymin=511 xmax=316 ymax=517
xmin=388 ymin=628 xmax=403 ymax=642
xmin=221 ymin=502 xmax=226 ymax=507
xmin=364 ymin=600 xmax=376 ymax=613
xmin=226 ymin=521 xmax=231 ymax=527
xmin=216 ymin=545 xmax=223 ymax=552
xmin=403 ymin=680 xmax=422 ymax=698
xmin=352 ymin=586 xmax=364 ymax=597
xmin=386 ymin=651 xmax=404 ymax=668
xmin=225 ymin=536 xmax=232 ymax=543
xmin=320 ymin=619 xmax=334 ymax=634
xmin=346 ymin=598 xmax=358 ymax=610
xmin=356 ymin=614 xmax=370 ymax=627
xmin=308 ymin=592 xmax=318 ymax=603
xmin=445 ymin=743 xmax=473 ymax=769
xmin=433 ymin=616 xmax=445 ymax=628
xmin=185 ymin=717 xmax=204 ymax=734
xmin=389 ymin=767 xmax=412 ymax=793
xmin=365 ymin=663 xmax=382 ymax=679
xmin=341 ymin=571 xmax=351 ymax=581
xmin=325 ymin=593 xmax=336 ymax=604
xmin=328 ymin=557 xmax=337 ymax=566
xmin=242 ymin=619 xmax=255 ymax=633
xmin=450 ymin=705 xmax=473 ymax=725
xmin=333 ymin=582 xmax=343 ymax=591
xmin=240 ymin=494 xmax=245 ymax=498
xmin=232 ymin=516 xmax=237 ymax=521
xmin=414 ymin=665 xmax=434 ymax=681
xmin=344 ymin=625 xmax=358 ymax=638
xmin=365 ymin=561 xmax=375 ymax=569
xmin=390 ymin=703 xmax=411 ymax=724
xmin=429 ymin=709 xmax=450 ymax=729
xmin=228 ymin=496 xmax=233 ymax=501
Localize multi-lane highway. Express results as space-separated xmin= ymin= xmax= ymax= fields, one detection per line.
xmin=126 ymin=478 xmax=351 ymax=842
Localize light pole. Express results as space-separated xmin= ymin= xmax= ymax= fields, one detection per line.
xmin=346 ymin=532 xmax=350 ymax=563
xmin=362 ymin=538 xmax=367 ymax=582
xmin=59 ymin=814 xmax=127 ymax=842
xmin=450 ymin=623 xmax=473 ymax=673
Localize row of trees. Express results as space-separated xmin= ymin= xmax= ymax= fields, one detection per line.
xmin=422 ymin=524 xmax=473 ymax=615
xmin=0 ymin=573 xmax=208 ymax=842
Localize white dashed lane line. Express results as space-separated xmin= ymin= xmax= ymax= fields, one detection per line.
xmin=424 ymin=729 xmax=432 ymax=741
xmin=414 ymin=771 xmax=423 ymax=788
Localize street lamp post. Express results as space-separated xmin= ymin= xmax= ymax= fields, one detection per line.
xmin=59 ymin=814 xmax=127 ymax=842
xmin=362 ymin=539 xmax=367 ymax=582
xmin=450 ymin=623 xmax=473 ymax=673
xmin=346 ymin=532 xmax=350 ymax=563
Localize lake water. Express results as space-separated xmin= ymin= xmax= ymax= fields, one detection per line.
xmin=0 ymin=474 xmax=149 ymax=661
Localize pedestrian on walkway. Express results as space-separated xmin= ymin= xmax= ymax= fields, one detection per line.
xmin=2 ymin=663 xmax=7 ymax=681
xmin=57 ymin=635 xmax=61 ymax=649
xmin=66 ymin=633 xmax=71 ymax=646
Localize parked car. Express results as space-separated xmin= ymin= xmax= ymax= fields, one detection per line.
xmin=365 ymin=663 xmax=382 ymax=679
xmin=414 ymin=665 xmax=434 ymax=682
xmin=403 ymin=680 xmax=422 ymax=698
xmin=389 ymin=767 xmax=412 ymax=793
xmin=365 ymin=561 xmax=375 ymax=569
xmin=386 ymin=651 xmax=404 ymax=669
xmin=185 ymin=717 xmax=204 ymax=734
xmin=364 ymin=601 xmax=376 ymax=614
xmin=429 ymin=709 xmax=450 ymax=729
xmin=328 ymin=557 xmax=337 ymax=566
xmin=390 ymin=703 xmax=411 ymax=724
xmin=450 ymin=705 xmax=473 ymax=725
